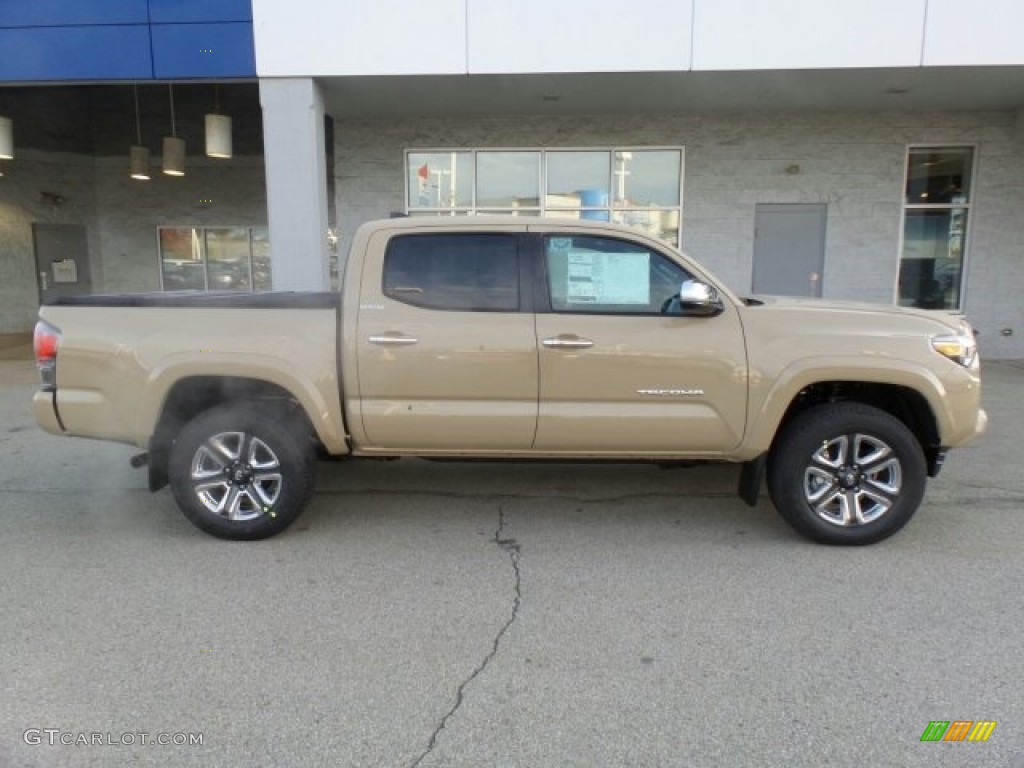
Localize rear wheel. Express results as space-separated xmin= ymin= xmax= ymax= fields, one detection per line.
xmin=767 ymin=402 xmax=926 ymax=545
xmin=168 ymin=402 xmax=314 ymax=540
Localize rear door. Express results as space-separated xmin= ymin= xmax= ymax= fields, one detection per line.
xmin=532 ymin=230 xmax=747 ymax=454
xmin=354 ymin=227 xmax=538 ymax=451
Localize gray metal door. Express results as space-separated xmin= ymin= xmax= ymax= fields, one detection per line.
xmin=33 ymin=224 xmax=92 ymax=303
xmin=752 ymin=204 xmax=827 ymax=297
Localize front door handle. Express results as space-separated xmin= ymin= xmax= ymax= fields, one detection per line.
xmin=369 ymin=334 xmax=419 ymax=346
xmin=542 ymin=336 xmax=594 ymax=350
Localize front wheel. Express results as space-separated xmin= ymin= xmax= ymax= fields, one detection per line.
xmin=168 ymin=402 xmax=315 ymax=540
xmin=767 ymin=402 xmax=926 ymax=545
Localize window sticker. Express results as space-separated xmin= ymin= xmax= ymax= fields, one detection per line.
xmin=565 ymin=250 xmax=649 ymax=305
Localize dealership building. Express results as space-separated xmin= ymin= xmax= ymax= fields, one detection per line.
xmin=1 ymin=0 xmax=1022 ymax=356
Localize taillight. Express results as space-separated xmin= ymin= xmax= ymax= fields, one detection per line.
xmin=33 ymin=320 xmax=60 ymax=391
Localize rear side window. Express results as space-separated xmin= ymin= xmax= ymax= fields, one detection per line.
xmin=383 ymin=233 xmax=520 ymax=312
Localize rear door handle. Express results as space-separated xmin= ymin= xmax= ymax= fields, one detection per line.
xmin=542 ymin=336 xmax=594 ymax=349
xmin=369 ymin=334 xmax=419 ymax=346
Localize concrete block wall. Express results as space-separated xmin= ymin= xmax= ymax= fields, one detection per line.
xmin=0 ymin=151 xmax=100 ymax=333
xmin=93 ymin=158 xmax=268 ymax=293
xmin=0 ymin=154 xmax=268 ymax=334
xmin=335 ymin=110 xmax=1024 ymax=358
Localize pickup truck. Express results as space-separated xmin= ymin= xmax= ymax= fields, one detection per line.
xmin=32 ymin=217 xmax=986 ymax=545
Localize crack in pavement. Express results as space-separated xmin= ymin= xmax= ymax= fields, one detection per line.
xmin=410 ymin=504 xmax=521 ymax=768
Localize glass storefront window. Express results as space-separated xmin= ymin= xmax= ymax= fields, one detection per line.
xmin=251 ymin=228 xmax=272 ymax=292
xmin=405 ymin=147 xmax=685 ymax=247
xmin=407 ymin=151 xmax=473 ymax=209
xmin=205 ymin=228 xmax=252 ymax=292
xmin=159 ymin=228 xmax=205 ymax=291
xmin=905 ymin=147 xmax=973 ymax=205
xmin=898 ymin=146 xmax=973 ymax=310
xmin=158 ymin=227 xmax=270 ymax=292
xmin=546 ymin=151 xmax=610 ymax=210
xmin=614 ymin=149 xmax=681 ymax=207
xmin=477 ymin=151 xmax=541 ymax=208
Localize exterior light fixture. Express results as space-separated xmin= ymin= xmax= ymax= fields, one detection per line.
xmin=0 ymin=115 xmax=13 ymax=159
xmin=205 ymin=85 xmax=232 ymax=159
xmin=163 ymin=84 xmax=185 ymax=176
xmin=130 ymin=85 xmax=150 ymax=180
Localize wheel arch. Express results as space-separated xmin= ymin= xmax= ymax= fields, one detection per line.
xmin=147 ymin=376 xmax=322 ymax=492
xmin=770 ymin=380 xmax=943 ymax=475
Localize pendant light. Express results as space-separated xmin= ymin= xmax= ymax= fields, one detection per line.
xmin=0 ymin=115 xmax=13 ymax=160
xmin=162 ymin=84 xmax=185 ymax=177
xmin=129 ymin=85 xmax=150 ymax=180
xmin=205 ymin=85 xmax=232 ymax=159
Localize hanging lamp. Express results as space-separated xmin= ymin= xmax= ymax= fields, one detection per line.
xmin=0 ymin=115 xmax=13 ymax=160
xmin=205 ymin=85 xmax=232 ymax=159
xmin=129 ymin=85 xmax=150 ymax=180
xmin=162 ymin=84 xmax=185 ymax=176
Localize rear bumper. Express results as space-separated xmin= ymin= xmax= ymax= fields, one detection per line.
xmin=33 ymin=390 xmax=64 ymax=435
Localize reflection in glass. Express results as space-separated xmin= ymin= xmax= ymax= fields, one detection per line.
xmin=159 ymin=227 xmax=271 ymax=293
xmin=403 ymin=147 xmax=684 ymax=246
xmin=160 ymin=228 xmax=205 ymax=290
xmin=905 ymin=147 xmax=972 ymax=205
xmin=477 ymin=152 xmax=540 ymax=208
xmin=475 ymin=208 xmax=542 ymax=217
xmin=408 ymin=152 xmax=473 ymax=208
xmin=205 ymin=228 xmax=251 ymax=291
xmin=546 ymin=151 xmax=610 ymax=210
xmin=615 ymin=150 xmax=681 ymax=207
xmin=251 ymin=228 xmax=271 ymax=292
xmin=897 ymin=208 xmax=966 ymax=309
xmin=612 ymin=209 xmax=680 ymax=247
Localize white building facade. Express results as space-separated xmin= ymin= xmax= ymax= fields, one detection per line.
xmin=1 ymin=0 xmax=1022 ymax=356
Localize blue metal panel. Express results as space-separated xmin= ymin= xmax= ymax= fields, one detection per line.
xmin=0 ymin=0 xmax=148 ymax=27
xmin=0 ymin=26 xmax=153 ymax=81
xmin=149 ymin=0 xmax=252 ymax=23
xmin=151 ymin=22 xmax=256 ymax=78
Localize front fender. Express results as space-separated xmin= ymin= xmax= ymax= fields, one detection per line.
xmin=741 ymin=355 xmax=960 ymax=457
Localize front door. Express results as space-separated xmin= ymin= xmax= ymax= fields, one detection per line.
xmin=752 ymin=203 xmax=827 ymax=297
xmin=533 ymin=231 xmax=747 ymax=454
xmin=355 ymin=228 xmax=538 ymax=451
xmin=33 ymin=224 xmax=92 ymax=302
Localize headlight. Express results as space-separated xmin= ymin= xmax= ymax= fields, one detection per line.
xmin=931 ymin=322 xmax=978 ymax=368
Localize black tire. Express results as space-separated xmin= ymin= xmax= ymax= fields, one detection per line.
xmin=767 ymin=402 xmax=926 ymax=545
xmin=168 ymin=402 xmax=315 ymax=540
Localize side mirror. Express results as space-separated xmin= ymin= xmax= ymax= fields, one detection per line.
xmin=678 ymin=280 xmax=724 ymax=317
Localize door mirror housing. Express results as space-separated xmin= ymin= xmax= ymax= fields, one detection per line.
xmin=678 ymin=280 xmax=724 ymax=317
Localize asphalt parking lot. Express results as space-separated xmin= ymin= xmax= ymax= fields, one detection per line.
xmin=1 ymin=357 xmax=1022 ymax=768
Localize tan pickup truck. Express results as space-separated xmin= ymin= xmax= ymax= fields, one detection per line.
xmin=33 ymin=217 xmax=986 ymax=544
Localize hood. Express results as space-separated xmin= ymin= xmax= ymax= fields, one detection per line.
xmin=742 ymin=294 xmax=967 ymax=333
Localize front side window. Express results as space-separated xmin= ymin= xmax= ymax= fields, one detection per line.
xmin=545 ymin=235 xmax=692 ymax=315
xmin=383 ymin=233 xmax=520 ymax=312
xmin=897 ymin=147 xmax=973 ymax=309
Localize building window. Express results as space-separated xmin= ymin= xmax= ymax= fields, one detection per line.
xmin=158 ymin=227 xmax=271 ymax=292
xmin=406 ymin=148 xmax=684 ymax=247
xmin=897 ymin=147 xmax=974 ymax=310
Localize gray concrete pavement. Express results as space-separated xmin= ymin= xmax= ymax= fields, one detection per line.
xmin=1 ymin=359 xmax=1022 ymax=767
